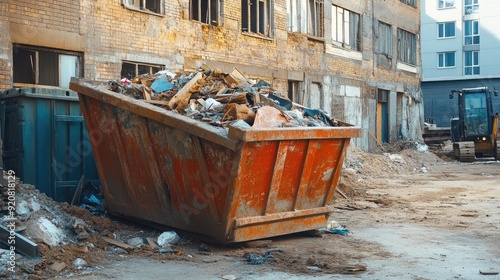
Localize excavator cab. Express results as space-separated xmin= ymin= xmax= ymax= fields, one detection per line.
xmin=449 ymin=87 xmax=499 ymax=161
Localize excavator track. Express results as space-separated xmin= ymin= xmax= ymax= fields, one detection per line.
xmin=453 ymin=141 xmax=475 ymax=162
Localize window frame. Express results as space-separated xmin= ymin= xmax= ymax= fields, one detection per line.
xmin=464 ymin=51 xmax=479 ymax=75
xmin=121 ymin=61 xmax=165 ymax=80
xmin=241 ymin=0 xmax=274 ymax=38
xmin=287 ymin=0 xmax=324 ymax=38
xmin=122 ymin=0 xmax=164 ymax=15
xmin=400 ymin=0 xmax=417 ymax=6
xmin=438 ymin=51 xmax=456 ymax=68
xmin=378 ymin=21 xmax=393 ymax=57
xmin=12 ymin=44 xmax=83 ymax=89
xmin=438 ymin=0 xmax=455 ymax=9
xmin=464 ymin=20 xmax=480 ymax=45
xmin=331 ymin=5 xmax=362 ymax=51
xmin=397 ymin=28 xmax=417 ymax=66
xmin=190 ymin=0 xmax=219 ymax=26
xmin=437 ymin=21 xmax=456 ymax=39
xmin=464 ymin=0 xmax=479 ymax=15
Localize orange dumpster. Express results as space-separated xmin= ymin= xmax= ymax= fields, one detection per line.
xmin=70 ymin=80 xmax=361 ymax=244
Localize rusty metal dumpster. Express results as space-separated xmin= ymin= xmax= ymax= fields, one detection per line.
xmin=70 ymin=80 xmax=361 ymax=244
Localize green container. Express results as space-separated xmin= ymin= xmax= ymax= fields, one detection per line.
xmin=0 ymin=87 xmax=99 ymax=202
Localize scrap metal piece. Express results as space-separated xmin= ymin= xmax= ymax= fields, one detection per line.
xmin=0 ymin=225 xmax=40 ymax=258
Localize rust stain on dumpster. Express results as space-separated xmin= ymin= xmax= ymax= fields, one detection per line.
xmin=70 ymin=80 xmax=361 ymax=244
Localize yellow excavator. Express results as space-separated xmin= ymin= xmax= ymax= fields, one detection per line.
xmin=449 ymin=87 xmax=499 ymax=162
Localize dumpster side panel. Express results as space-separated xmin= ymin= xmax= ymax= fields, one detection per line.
xmin=80 ymin=94 xmax=238 ymax=241
xmin=79 ymin=95 xmax=171 ymax=225
xmin=228 ymin=137 xmax=349 ymax=242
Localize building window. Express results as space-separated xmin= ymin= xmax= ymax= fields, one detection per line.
xmin=332 ymin=5 xmax=362 ymax=51
xmin=464 ymin=0 xmax=479 ymax=15
xmin=400 ymin=0 xmax=417 ymax=6
xmin=438 ymin=0 xmax=455 ymax=8
xmin=242 ymin=0 xmax=273 ymax=37
xmin=121 ymin=61 xmax=164 ymax=80
xmin=190 ymin=0 xmax=219 ymax=26
xmin=464 ymin=20 xmax=479 ymax=45
xmin=378 ymin=22 xmax=393 ymax=56
xmin=397 ymin=28 xmax=417 ymax=65
xmin=287 ymin=0 xmax=324 ymax=37
xmin=437 ymin=22 xmax=455 ymax=38
xmin=438 ymin=52 xmax=455 ymax=68
xmin=464 ymin=51 xmax=479 ymax=75
xmin=123 ymin=0 xmax=163 ymax=14
xmin=13 ymin=45 xmax=82 ymax=89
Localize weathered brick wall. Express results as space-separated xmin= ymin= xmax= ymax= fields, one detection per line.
xmin=0 ymin=0 xmax=423 ymax=148
xmin=0 ymin=1 xmax=12 ymax=91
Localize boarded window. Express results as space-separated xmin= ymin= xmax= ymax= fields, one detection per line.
xmin=397 ymin=28 xmax=417 ymax=65
xmin=378 ymin=21 xmax=392 ymax=56
xmin=13 ymin=45 xmax=82 ymax=89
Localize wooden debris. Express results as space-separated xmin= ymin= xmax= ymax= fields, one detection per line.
xmin=146 ymin=237 xmax=159 ymax=249
xmin=101 ymin=236 xmax=134 ymax=250
xmin=224 ymin=103 xmax=255 ymax=124
xmin=167 ymin=72 xmax=203 ymax=110
xmin=144 ymin=100 xmax=170 ymax=106
xmin=335 ymin=188 xmax=348 ymax=199
xmin=215 ymin=92 xmax=247 ymax=104
xmin=50 ymin=261 xmax=67 ymax=272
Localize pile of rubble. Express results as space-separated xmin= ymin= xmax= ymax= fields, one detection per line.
xmin=109 ymin=67 xmax=340 ymax=129
xmin=0 ymin=173 xmax=184 ymax=279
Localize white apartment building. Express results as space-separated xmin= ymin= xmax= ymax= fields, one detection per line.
xmin=421 ymin=0 xmax=500 ymax=127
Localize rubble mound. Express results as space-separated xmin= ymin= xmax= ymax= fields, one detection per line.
xmin=337 ymin=144 xmax=444 ymax=198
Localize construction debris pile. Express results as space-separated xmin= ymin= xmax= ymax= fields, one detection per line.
xmin=109 ymin=67 xmax=340 ymax=129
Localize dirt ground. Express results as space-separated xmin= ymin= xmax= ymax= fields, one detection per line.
xmin=2 ymin=142 xmax=499 ymax=280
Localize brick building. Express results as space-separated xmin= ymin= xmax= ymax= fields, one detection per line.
xmin=0 ymin=0 xmax=423 ymax=150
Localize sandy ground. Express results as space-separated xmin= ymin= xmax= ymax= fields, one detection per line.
xmin=3 ymin=146 xmax=500 ymax=280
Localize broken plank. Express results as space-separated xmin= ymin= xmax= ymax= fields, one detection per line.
xmin=146 ymin=237 xmax=159 ymax=249
xmin=144 ymin=100 xmax=170 ymax=106
xmin=215 ymin=92 xmax=248 ymax=104
xmin=101 ymin=237 xmax=134 ymax=250
xmin=335 ymin=188 xmax=348 ymax=199
xmin=168 ymin=72 xmax=203 ymax=110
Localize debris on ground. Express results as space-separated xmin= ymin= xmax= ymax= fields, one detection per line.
xmin=0 ymin=134 xmax=452 ymax=279
xmin=107 ymin=67 xmax=342 ymax=129
xmin=320 ymin=221 xmax=350 ymax=235
xmin=245 ymin=248 xmax=284 ymax=265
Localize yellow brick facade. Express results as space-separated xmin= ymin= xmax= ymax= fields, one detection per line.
xmin=0 ymin=0 xmax=424 ymax=150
